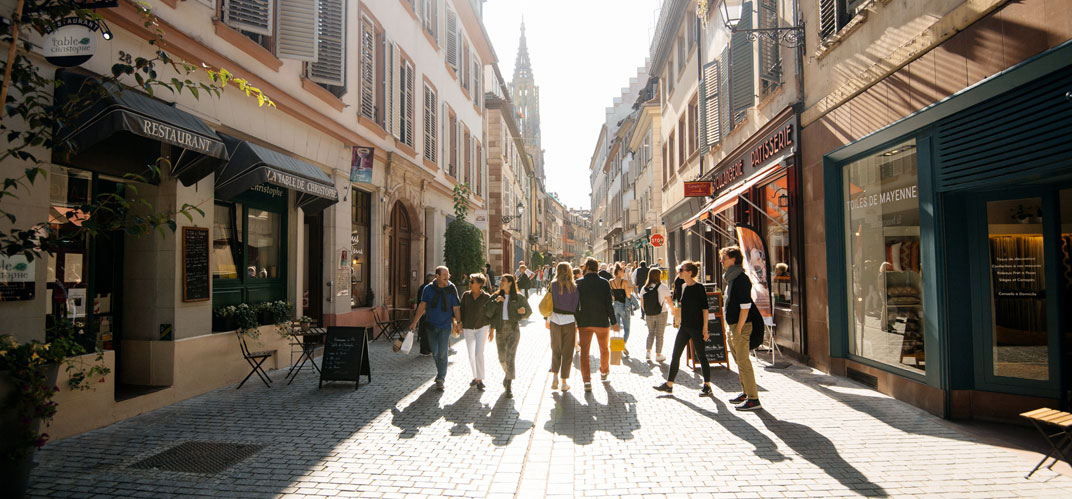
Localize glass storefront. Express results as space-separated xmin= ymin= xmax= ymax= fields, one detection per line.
xmin=762 ymin=176 xmax=791 ymax=307
xmin=211 ymin=186 xmax=286 ymax=306
xmin=843 ymin=140 xmax=925 ymax=374
xmin=351 ymin=189 xmax=371 ymax=307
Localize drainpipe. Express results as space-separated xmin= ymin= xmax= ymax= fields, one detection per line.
xmin=696 ymin=13 xmax=705 ymax=178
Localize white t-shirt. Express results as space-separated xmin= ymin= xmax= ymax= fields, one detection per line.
xmin=642 ymin=283 xmax=672 ymax=314
xmin=501 ymin=295 xmax=510 ymax=320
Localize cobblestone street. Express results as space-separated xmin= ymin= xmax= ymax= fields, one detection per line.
xmin=29 ymin=307 xmax=1072 ymax=498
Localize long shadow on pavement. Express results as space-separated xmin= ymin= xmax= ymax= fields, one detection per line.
xmin=543 ymin=385 xmax=641 ymax=445
xmin=665 ymin=395 xmax=787 ymax=463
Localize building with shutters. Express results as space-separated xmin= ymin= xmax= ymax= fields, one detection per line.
xmin=620 ymin=75 xmax=668 ymax=268
xmin=484 ymin=64 xmax=533 ymax=278
xmin=0 ymin=0 xmax=495 ymax=440
xmin=799 ymin=0 xmax=1072 ymax=420
xmin=669 ymin=1 xmax=805 ymax=358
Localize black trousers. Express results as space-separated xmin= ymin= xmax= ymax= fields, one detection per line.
xmin=418 ymin=320 xmax=432 ymax=354
xmin=667 ymin=326 xmax=710 ymax=383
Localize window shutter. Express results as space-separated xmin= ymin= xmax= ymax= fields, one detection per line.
xmin=277 ymin=0 xmax=318 ymax=61
xmin=308 ymin=0 xmax=345 ymax=86
xmin=359 ymin=18 xmax=375 ymax=119
xmin=441 ymin=102 xmax=448 ymax=169
xmin=699 ymin=60 xmax=720 ymax=155
xmin=730 ymin=2 xmax=754 ymax=124
xmin=402 ymin=63 xmax=415 ymax=147
xmin=462 ymin=43 xmax=470 ymax=91
xmin=223 ymin=0 xmax=273 ymax=36
xmin=719 ymin=46 xmax=730 ymax=134
xmin=424 ymin=86 xmax=437 ymax=163
xmin=388 ymin=41 xmax=400 ymax=138
xmin=473 ymin=57 xmax=481 ymax=107
xmin=819 ymin=0 xmax=839 ymax=40
xmin=446 ymin=8 xmax=458 ymax=70
xmin=758 ymin=0 xmax=780 ymax=84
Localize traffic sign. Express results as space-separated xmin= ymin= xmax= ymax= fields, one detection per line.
xmin=650 ymin=234 xmax=664 ymax=247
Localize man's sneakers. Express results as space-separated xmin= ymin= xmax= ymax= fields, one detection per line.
xmin=434 ymin=379 xmax=445 ymax=391
xmin=729 ymin=393 xmax=748 ymax=404
xmin=600 ymin=372 xmax=608 ymax=382
xmin=735 ymin=399 xmax=762 ymax=411
xmin=699 ymin=385 xmax=713 ymax=397
xmin=653 ymin=382 xmax=673 ymax=393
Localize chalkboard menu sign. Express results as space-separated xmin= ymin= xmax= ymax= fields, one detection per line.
xmin=703 ymin=319 xmax=727 ymax=363
xmin=319 ymin=327 xmax=371 ymax=389
xmin=182 ymin=227 xmax=209 ymax=302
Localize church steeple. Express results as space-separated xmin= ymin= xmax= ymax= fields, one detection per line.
xmin=513 ymin=19 xmax=532 ymax=84
xmin=510 ymin=18 xmax=543 ymax=178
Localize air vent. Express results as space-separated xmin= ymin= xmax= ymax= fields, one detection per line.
xmin=130 ymin=441 xmax=264 ymax=475
xmin=846 ymin=367 xmax=878 ymax=389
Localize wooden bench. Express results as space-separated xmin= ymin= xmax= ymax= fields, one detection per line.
xmin=1020 ymin=407 xmax=1072 ymax=478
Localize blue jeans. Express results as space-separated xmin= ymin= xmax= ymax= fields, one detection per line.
xmin=613 ymin=301 xmax=631 ymax=344
xmin=427 ymin=326 xmax=451 ymax=381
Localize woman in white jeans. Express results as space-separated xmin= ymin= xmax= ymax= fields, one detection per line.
xmin=459 ymin=273 xmax=493 ymax=391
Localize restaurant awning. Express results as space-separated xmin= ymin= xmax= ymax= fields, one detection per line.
xmin=52 ymin=70 xmax=227 ymax=186
xmin=681 ymin=162 xmax=783 ymax=230
xmin=215 ymin=135 xmax=339 ymax=213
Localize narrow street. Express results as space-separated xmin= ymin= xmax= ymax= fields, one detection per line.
xmin=29 ymin=305 xmax=1072 ymax=498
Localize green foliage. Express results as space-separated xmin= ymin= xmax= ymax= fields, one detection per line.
xmin=213 ymin=304 xmax=260 ymax=336
xmin=451 ymin=183 xmax=471 ymax=221
xmin=444 ymin=218 xmax=485 ymax=288
xmin=530 ymin=250 xmax=543 ymax=268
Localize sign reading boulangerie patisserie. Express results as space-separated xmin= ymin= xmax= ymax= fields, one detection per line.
xmin=709 ymin=113 xmax=798 ymax=197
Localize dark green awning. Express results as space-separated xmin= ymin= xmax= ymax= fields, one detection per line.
xmin=215 ymin=135 xmax=339 ymax=213
xmin=52 ymin=70 xmax=227 ymax=186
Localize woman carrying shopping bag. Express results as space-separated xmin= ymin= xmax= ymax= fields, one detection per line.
xmin=460 ymin=273 xmax=493 ymax=391
xmin=609 ymin=263 xmax=633 ymax=356
xmin=487 ymin=274 xmax=531 ymax=398
xmin=544 ymin=262 xmax=579 ymax=391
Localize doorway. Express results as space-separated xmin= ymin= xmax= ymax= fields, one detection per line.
xmin=303 ymin=212 xmax=323 ymax=322
xmin=389 ymin=202 xmax=412 ymax=309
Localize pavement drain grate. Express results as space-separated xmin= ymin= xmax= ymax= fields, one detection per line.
xmin=129 ymin=441 xmax=264 ymax=474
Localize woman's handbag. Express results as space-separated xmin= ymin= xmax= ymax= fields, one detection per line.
xmin=539 ymin=287 xmax=554 ymax=318
xmin=609 ymin=330 xmax=625 ymax=365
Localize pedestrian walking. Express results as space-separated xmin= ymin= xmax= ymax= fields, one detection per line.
xmin=576 ymin=257 xmax=618 ymax=392
xmin=634 ymin=261 xmax=649 ymax=290
xmin=609 ymin=263 xmax=633 ymax=356
xmin=671 ymin=266 xmax=686 ymax=329
xmin=517 ymin=264 xmax=532 ymax=298
xmin=641 ymin=267 xmax=673 ymax=362
xmin=460 ymin=273 xmax=493 ymax=391
xmin=408 ymin=266 xmax=461 ymax=391
xmin=414 ymin=273 xmax=436 ymax=355
xmin=720 ymin=246 xmax=762 ymax=411
xmin=488 ymin=274 xmax=531 ymax=398
xmin=653 ymin=260 xmax=714 ymax=396
xmin=598 ymin=263 xmax=613 ymax=281
xmin=484 ymin=263 xmax=496 ymax=291
xmin=544 ymin=262 xmax=579 ymax=392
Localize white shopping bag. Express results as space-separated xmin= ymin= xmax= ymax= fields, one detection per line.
xmin=400 ymin=330 xmax=415 ymax=354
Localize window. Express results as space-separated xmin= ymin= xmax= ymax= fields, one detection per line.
xmin=247 ymin=209 xmax=281 ymax=278
xmin=677 ymin=117 xmax=686 ymax=167
xmin=351 ymin=189 xmax=371 ymax=307
xmin=420 ymin=0 xmax=438 ymax=39
xmin=662 ymin=142 xmax=668 ymax=184
xmin=222 ymin=0 xmax=273 ymax=50
xmin=762 ymin=176 xmax=791 ymax=308
xmin=819 ymin=0 xmax=866 ymax=41
xmin=423 ymin=84 xmax=437 ymax=163
xmin=843 ymin=140 xmax=924 ymax=374
xmin=758 ymin=0 xmax=781 ymax=90
xmin=359 ymin=16 xmax=376 ymax=120
xmin=472 ymin=56 xmax=482 ymax=108
xmin=213 ymin=204 xmax=241 ymax=280
xmin=448 ymin=109 xmax=458 ymax=177
xmin=446 ymin=7 xmax=459 ymax=70
xmin=676 ymin=34 xmax=686 ymax=75
xmin=308 ymin=0 xmax=346 ymax=90
xmin=463 ymin=127 xmax=471 ymax=183
xmin=668 ymin=130 xmax=676 ymax=173
xmin=212 ymin=186 xmax=287 ymax=308
xmin=687 ymin=12 xmax=696 ymax=51
xmin=731 ymin=4 xmax=755 ymax=126
xmin=399 ymin=60 xmax=415 ymax=147
xmin=462 ymin=43 xmax=470 ymax=91
xmin=687 ymin=97 xmax=698 ymax=155
xmin=475 ymin=141 xmax=483 ymax=196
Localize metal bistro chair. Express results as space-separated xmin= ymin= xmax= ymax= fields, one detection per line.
xmin=235 ymin=330 xmax=276 ymax=389
xmin=373 ymin=306 xmax=408 ymax=343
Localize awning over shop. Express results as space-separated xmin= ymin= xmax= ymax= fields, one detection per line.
xmin=52 ymin=70 xmax=227 ymax=186
xmin=681 ymin=162 xmax=783 ymax=230
xmin=216 ymin=135 xmax=339 ymax=213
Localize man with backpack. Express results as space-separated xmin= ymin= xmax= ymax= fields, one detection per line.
xmin=408 ymin=266 xmax=462 ymax=391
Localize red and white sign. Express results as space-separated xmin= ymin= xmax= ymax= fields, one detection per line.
xmin=650 ymin=234 xmax=664 ymax=247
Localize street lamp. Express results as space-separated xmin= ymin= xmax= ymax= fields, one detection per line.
xmin=502 ymin=201 xmax=525 ymax=224
xmin=716 ymin=0 xmax=804 ymax=47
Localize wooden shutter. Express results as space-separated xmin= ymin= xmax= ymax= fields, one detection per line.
xmin=424 ymin=86 xmax=437 ymax=163
xmin=819 ymin=0 xmax=839 ymax=40
xmin=308 ymin=0 xmax=345 ymax=86
xmin=402 ymin=62 xmax=415 ymax=147
xmin=472 ymin=57 xmax=481 ymax=107
xmin=223 ymin=0 xmax=273 ymax=36
xmin=758 ymin=0 xmax=780 ymax=84
xmin=359 ymin=17 xmax=375 ymax=119
xmin=446 ymin=8 xmax=458 ymax=70
xmin=719 ymin=46 xmax=730 ymax=134
xmin=699 ymin=60 xmax=720 ymax=155
xmin=277 ymin=0 xmax=318 ymax=61
xmin=730 ymin=2 xmax=754 ymax=124
xmin=464 ymin=129 xmax=471 ymax=183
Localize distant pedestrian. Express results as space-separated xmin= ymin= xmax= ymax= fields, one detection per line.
xmin=408 ymin=266 xmax=461 ymax=391
xmin=576 ymin=257 xmax=618 ymax=392
xmin=598 ymin=263 xmax=613 ymax=281
xmin=721 ymin=246 xmax=762 ymax=411
xmin=544 ymin=262 xmax=579 ymax=392
xmin=484 ymin=263 xmax=496 ymax=291
xmin=517 ymin=265 xmax=532 ymax=298
xmin=460 ymin=273 xmax=493 ymax=391
xmin=414 ymin=273 xmax=436 ymax=355
xmin=609 ymin=263 xmax=633 ymax=356
xmin=488 ymin=274 xmax=531 ymax=398
xmin=641 ymin=267 xmax=672 ymax=363
xmin=634 ymin=261 xmax=649 ymax=290
xmin=654 ymin=260 xmax=713 ymax=396
xmin=671 ymin=266 xmax=686 ymax=329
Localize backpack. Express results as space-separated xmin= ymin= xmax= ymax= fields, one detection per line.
xmin=747 ymin=305 xmax=764 ymax=350
xmin=642 ymin=285 xmax=663 ymax=316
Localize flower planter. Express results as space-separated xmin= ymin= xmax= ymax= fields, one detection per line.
xmin=1 ymin=365 xmax=60 ymax=499
xmin=258 ymin=311 xmax=274 ymax=326
xmin=212 ymin=316 xmax=236 ymax=332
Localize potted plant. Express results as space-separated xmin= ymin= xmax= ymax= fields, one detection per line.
xmin=212 ymin=305 xmax=237 ymax=332
xmin=298 ymin=316 xmax=314 ymax=332
xmin=230 ymin=304 xmax=260 ymax=338
xmin=0 ymin=318 xmax=110 ymax=494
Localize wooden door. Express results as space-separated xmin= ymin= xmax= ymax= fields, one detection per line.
xmin=390 ymin=202 xmax=412 ymax=309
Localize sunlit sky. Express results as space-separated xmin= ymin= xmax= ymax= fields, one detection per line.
xmin=482 ymin=0 xmax=662 ymax=211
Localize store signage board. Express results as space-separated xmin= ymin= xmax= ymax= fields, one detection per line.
xmin=350 ymin=146 xmax=374 ymax=184
xmin=319 ymin=327 xmax=371 ymax=389
xmin=182 ymin=227 xmax=210 ymax=302
xmin=683 ymin=181 xmax=713 ymax=197
xmin=265 ymin=167 xmax=338 ymax=200
xmin=0 ymin=254 xmax=35 ymax=301
xmin=43 ymin=18 xmax=99 ymax=67
xmin=709 ymin=115 xmax=798 ymax=198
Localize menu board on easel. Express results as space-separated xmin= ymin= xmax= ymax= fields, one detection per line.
xmin=688 ymin=287 xmax=729 ymax=368
xmin=182 ymin=227 xmax=210 ymax=302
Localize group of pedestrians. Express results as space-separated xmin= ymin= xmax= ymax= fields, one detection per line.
xmin=406 ymin=248 xmax=763 ymax=411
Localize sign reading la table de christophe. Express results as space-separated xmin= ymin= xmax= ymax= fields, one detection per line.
xmin=265 ymin=168 xmax=338 ymax=200
xmin=43 ymin=18 xmax=100 ymax=67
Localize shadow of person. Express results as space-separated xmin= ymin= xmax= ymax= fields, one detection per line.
xmin=756 ymin=411 xmax=889 ymax=497
xmin=544 ymin=391 xmax=596 ymax=445
xmin=667 ymin=396 xmax=788 ymax=462
xmin=472 ymin=392 xmax=534 ymax=446
xmin=390 ymin=384 xmax=446 ymax=439
xmin=600 ymin=383 xmax=641 ymax=441
xmin=440 ymin=387 xmax=486 ymax=436
xmin=622 ymin=355 xmax=655 ymax=378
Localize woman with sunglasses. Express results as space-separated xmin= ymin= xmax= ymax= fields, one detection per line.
xmin=653 ymin=260 xmax=713 ymax=396
xmin=460 ymin=273 xmax=493 ymax=390
xmin=487 ymin=274 xmax=531 ymax=397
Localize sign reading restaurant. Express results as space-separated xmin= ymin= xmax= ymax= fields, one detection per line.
xmin=138 ymin=117 xmax=218 ymax=155
xmin=707 ymin=112 xmax=798 ymax=197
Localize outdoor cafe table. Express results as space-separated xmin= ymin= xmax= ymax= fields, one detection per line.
xmin=285 ymin=327 xmax=326 ymax=384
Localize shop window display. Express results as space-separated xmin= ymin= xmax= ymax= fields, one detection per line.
xmin=351 ymin=189 xmax=371 ymax=307
xmin=762 ymin=176 xmax=791 ymax=307
xmin=843 ymin=140 xmax=925 ymax=373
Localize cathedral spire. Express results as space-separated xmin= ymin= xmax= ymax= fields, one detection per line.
xmin=513 ymin=19 xmax=532 ymax=83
